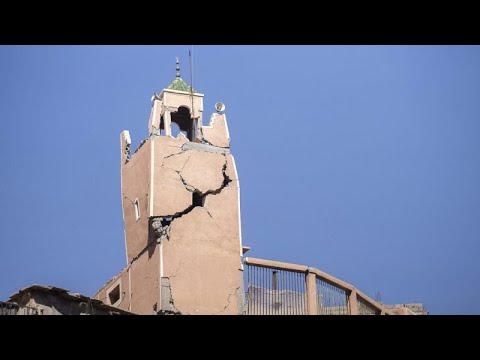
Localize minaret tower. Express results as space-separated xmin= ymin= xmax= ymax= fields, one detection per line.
xmin=95 ymin=58 xmax=244 ymax=315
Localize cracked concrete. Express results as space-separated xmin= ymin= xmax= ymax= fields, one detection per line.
xmin=181 ymin=142 xmax=230 ymax=155
xmin=163 ymin=149 xmax=226 ymax=195
xmin=215 ymin=287 xmax=241 ymax=314
xmin=107 ymin=135 xmax=243 ymax=315
xmin=160 ymin=278 xmax=181 ymax=315
xmin=203 ymin=179 xmax=240 ymax=240
xmin=162 ymin=204 xmax=243 ymax=314
xmin=150 ymin=217 xmax=171 ymax=242
xmin=153 ymin=144 xmax=233 ymax=225
xmin=200 ymin=113 xmax=230 ymax=148
xmin=153 ymin=167 xmax=192 ymax=216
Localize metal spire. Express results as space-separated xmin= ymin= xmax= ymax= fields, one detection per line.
xmin=175 ymin=56 xmax=180 ymax=78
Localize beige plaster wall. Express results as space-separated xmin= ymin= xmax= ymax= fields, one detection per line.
xmin=94 ymin=268 xmax=130 ymax=311
xmin=151 ymin=136 xmax=189 ymax=216
xmin=122 ymin=140 xmax=151 ymax=263
xmin=129 ymin=242 xmax=160 ymax=315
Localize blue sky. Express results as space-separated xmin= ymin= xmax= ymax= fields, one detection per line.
xmin=1 ymin=45 xmax=479 ymax=314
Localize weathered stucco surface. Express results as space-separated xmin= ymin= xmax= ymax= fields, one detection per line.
xmin=200 ymin=113 xmax=230 ymax=148
xmin=162 ymin=206 xmax=242 ymax=314
xmin=152 ymin=136 xmax=190 ymax=216
xmin=129 ymin=242 xmax=160 ymax=314
xmin=94 ymin=241 xmax=161 ymax=315
xmin=121 ymin=138 xmax=151 ymax=263
xmin=162 ymin=149 xmax=226 ymax=195
xmin=204 ymin=179 xmax=241 ymax=242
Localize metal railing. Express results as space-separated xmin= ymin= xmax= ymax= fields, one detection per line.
xmin=316 ymin=277 xmax=349 ymax=315
xmin=244 ymin=257 xmax=392 ymax=315
xmin=358 ymin=297 xmax=380 ymax=315
xmin=244 ymin=265 xmax=306 ymax=315
xmin=0 ymin=301 xmax=39 ymax=315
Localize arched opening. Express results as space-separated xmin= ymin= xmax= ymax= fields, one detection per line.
xmin=171 ymin=106 xmax=194 ymax=141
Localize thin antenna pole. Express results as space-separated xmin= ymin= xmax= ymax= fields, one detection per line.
xmin=189 ymin=46 xmax=195 ymax=135
xmin=189 ymin=46 xmax=194 ymax=93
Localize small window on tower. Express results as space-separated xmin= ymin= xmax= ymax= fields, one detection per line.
xmin=134 ymin=199 xmax=140 ymax=221
xmin=107 ymin=284 xmax=121 ymax=306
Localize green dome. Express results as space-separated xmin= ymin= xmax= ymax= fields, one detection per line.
xmin=167 ymin=77 xmax=196 ymax=93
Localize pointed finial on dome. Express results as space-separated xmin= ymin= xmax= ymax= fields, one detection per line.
xmin=175 ymin=56 xmax=180 ymax=78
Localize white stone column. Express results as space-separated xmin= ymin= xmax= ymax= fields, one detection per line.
xmin=164 ymin=109 xmax=172 ymax=137
xmin=149 ymin=100 xmax=162 ymax=135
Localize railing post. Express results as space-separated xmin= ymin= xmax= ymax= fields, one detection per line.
xmin=348 ymin=289 xmax=359 ymax=315
xmin=306 ymin=270 xmax=317 ymax=315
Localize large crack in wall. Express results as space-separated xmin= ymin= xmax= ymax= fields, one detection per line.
xmin=157 ymin=148 xmax=238 ymax=314
xmin=149 ymin=149 xmax=232 ymax=243
xmin=214 ymin=287 xmax=241 ymax=314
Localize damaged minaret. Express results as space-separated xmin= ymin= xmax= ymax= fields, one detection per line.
xmin=94 ymin=58 xmax=244 ymax=314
